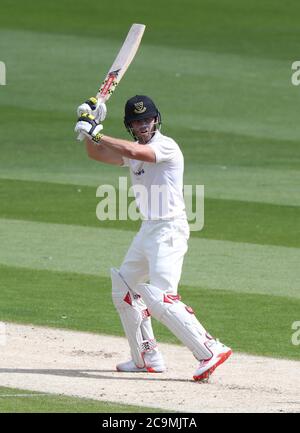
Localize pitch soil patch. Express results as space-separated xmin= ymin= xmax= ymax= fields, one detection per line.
xmin=0 ymin=323 xmax=299 ymax=412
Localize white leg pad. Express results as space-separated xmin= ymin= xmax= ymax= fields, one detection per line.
xmin=111 ymin=268 xmax=157 ymax=368
xmin=138 ymin=283 xmax=213 ymax=361
xmin=135 ymin=294 xmax=155 ymax=342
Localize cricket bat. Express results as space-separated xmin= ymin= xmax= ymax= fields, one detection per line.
xmin=77 ymin=24 xmax=145 ymax=141
xmin=96 ymin=23 xmax=146 ymax=103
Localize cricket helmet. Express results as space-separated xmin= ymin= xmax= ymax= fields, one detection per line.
xmin=124 ymin=95 xmax=161 ymax=137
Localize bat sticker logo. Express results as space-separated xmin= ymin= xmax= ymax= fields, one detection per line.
xmin=99 ymin=69 xmax=121 ymax=96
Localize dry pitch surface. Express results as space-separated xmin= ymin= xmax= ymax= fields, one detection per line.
xmin=0 ymin=323 xmax=299 ymax=413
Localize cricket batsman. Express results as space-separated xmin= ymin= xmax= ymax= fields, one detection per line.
xmin=75 ymin=95 xmax=232 ymax=381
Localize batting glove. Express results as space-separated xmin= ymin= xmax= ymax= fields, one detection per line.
xmin=77 ymin=97 xmax=107 ymax=123
xmin=75 ymin=113 xmax=104 ymax=143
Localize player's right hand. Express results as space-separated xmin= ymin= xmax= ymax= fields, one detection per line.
xmin=75 ymin=113 xmax=104 ymax=143
xmin=77 ymin=97 xmax=107 ymax=122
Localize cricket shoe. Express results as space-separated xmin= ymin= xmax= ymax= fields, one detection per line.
xmin=193 ymin=341 xmax=232 ymax=382
xmin=116 ymin=350 xmax=166 ymax=373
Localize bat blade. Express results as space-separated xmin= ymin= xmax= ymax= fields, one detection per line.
xmin=97 ymin=23 xmax=146 ymax=103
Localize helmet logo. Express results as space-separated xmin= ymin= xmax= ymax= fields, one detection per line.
xmin=133 ymin=101 xmax=147 ymax=114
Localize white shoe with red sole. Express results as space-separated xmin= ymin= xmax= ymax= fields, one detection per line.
xmin=193 ymin=342 xmax=232 ymax=382
xmin=116 ymin=350 xmax=166 ymax=373
xmin=116 ymin=360 xmax=165 ymax=373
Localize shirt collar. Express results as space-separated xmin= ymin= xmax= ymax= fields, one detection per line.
xmin=148 ymin=130 xmax=161 ymax=144
xmin=135 ymin=130 xmax=161 ymax=145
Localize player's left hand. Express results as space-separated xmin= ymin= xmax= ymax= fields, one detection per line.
xmin=75 ymin=113 xmax=104 ymax=143
xmin=77 ymin=97 xmax=107 ymax=122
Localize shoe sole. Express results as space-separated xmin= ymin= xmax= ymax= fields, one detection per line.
xmin=193 ymin=349 xmax=232 ymax=382
xmin=116 ymin=366 xmax=165 ymax=373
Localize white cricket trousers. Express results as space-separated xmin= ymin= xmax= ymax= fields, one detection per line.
xmin=119 ymin=217 xmax=190 ymax=294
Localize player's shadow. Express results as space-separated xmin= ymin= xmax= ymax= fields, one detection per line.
xmin=0 ymin=368 xmax=193 ymax=383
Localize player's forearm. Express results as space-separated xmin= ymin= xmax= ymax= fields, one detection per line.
xmin=100 ymin=135 xmax=137 ymax=157
xmin=85 ymin=138 xmax=123 ymax=165
xmin=100 ymin=135 xmax=155 ymax=162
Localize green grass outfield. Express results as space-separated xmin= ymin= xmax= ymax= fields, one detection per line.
xmin=0 ymin=387 xmax=168 ymax=413
xmin=0 ymin=0 xmax=300 ymax=412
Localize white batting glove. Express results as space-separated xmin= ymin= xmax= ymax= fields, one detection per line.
xmin=75 ymin=113 xmax=104 ymax=143
xmin=77 ymin=97 xmax=107 ymax=122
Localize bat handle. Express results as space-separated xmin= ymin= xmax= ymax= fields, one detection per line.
xmin=96 ymin=94 xmax=106 ymax=103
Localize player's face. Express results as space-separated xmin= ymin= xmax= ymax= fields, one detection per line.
xmin=131 ymin=117 xmax=156 ymax=144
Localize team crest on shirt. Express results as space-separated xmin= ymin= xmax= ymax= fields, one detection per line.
xmin=133 ymin=102 xmax=147 ymax=114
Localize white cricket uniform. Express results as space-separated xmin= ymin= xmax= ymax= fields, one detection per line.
xmin=112 ymin=130 xmax=220 ymax=369
xmin=120 ymin=130 xmax=189 ymax=294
